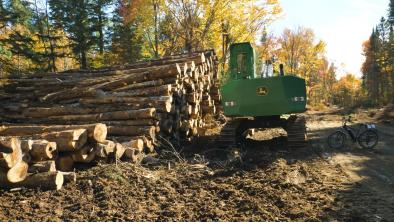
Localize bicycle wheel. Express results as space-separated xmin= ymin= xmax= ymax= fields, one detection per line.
xmin=358 ymin=130 xmax=378 ymax=149
xmin=328 ymin=131 xmax=346 ymax=149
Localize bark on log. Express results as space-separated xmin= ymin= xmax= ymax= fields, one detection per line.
xmin=29 ymin=140 xmax=57 ymax=162
xmin=46 ymin=109 xmax=156 ymax=122
xmin=110 ymin=85 xmax=172 ymax=97
xmin=62 ymin=172 xmax=76 ymax=184
xmin=142 ymin=137 xmax=155 ymax=153
xmin=114 ymin=143 xmax=125 ymax=159
xmin=40 ymin=129 xmax=87 ymax=152
xmin=0 ymin=137 xmax=22 ymax=169
xmin=41 ymin=88 xmax=101 ymax=102
xmin=123 ymin=148 xmax=143 ymax=163
xmin=28 ymin=161 xmax=56 ymax=173
xmin=72 ymin=145 xmax=96 ymax=163
xmin=0 ymin=124 xmax=107 ymax=143
xmin=0 ymin=171 xmax=64 ymax=190
xmin=80 ymin=96 xmax=172 ymax=106
xmin=23 ymin=106 xmax=134 ymax=118
xmin=107 ymin=126 xmax=156 ymax=138
xmin=99 ymin=119 xmax=158 ymax=126
xmin=20 ymin=139 xmax=33 ymax=153
xmin=113 ymin=79 xmax=164 ymax=92
xmin=121 ymin=138 xmax=144 ymax=152
xmin=95 ymin=140 xmax=116 ymax=158
xmin=56 ymin=155 xmax=74 ymax=172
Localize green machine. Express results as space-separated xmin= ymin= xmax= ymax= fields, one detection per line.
xmin=218 ymin=42 xmax=307 ymax=148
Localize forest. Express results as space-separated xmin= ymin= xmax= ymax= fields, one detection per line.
xmin=0 ymin=0 xmax=393 ymax=108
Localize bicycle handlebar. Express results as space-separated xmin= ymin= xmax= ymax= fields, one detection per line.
xmin=342 ymin=116 xmax=353 ymax=126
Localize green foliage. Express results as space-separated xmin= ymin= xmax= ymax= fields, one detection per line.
xmin=362 ymin=1 xmax=394 ymax=105
xmin=109 ymin=3 xmax=144 ymax=65
xmin=272 ymin=27 xmax=337 ymax=107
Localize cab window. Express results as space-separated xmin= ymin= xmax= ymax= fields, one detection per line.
xmin=237 ymin=53 xmax=247 ymax=75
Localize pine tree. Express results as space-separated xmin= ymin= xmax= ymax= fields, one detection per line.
xmin=49 ymin=0 xmax=95 ymax=69
xmin=89 ymin=0 xmax=113 ymax=55
xmin=389 ymin=0 xmax=394 ymax=25
xmin=0 ymin=0 xmax=42 ymax=75
xmin=110 ymin=3 xmax=143 ymax=64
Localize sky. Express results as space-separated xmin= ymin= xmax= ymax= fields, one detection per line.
xmin=269 ymin=0 xmax=390 ymax=78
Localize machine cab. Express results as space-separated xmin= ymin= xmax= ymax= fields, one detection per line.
xmin=229 ymin=42 xmax=258 ymax=80
xmin=221 ymin=42 xmax=307 ymax=117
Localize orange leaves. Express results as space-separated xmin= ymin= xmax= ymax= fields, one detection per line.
xmin=119 ymin=0 xmax=146 ymax=25
xmin=332 ymin=74 xmax=362 ymax=107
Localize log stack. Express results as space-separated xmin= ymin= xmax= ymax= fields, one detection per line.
xmin=0 ymin=50 xmax=221 ymax=190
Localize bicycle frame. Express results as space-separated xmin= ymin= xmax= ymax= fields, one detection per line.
xmin=341 ymin=118 xmax=366 ymax=143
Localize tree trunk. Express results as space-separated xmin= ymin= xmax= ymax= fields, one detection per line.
xmin=46 ymin=109 xmax=156 ymax=122
xmin=80 ymin=96 xmax=172 ymax=106
xmin=110 ymin=84 xmax=172 ymax=97
xmin=0 ymin=137 xmax=22 ymax=169
xmin=81 ymin=51 xmax=87 ymax=69
xmin=113 ymin=79 xmax=164 ymax=92
xmin=100 ymin=119 xmax=158 ymax=127
xmin=5 ymin=160 xmax=28 ymax=183
xmin=0 ymin=124 xmax=107 ymax=143
xmin=0 ymin=171 xmax=64 ymax=190
xmin=121 ymin=138 xmax=144 ymax=152
xmin=95 ymin=140 xmax=116 ymax=158
xmin=107 ymin=126 xmax=156 ymax=138
xmin=40 ymin=129 xmax=87 ymax=152
xmin=72 ymin=144 xmax=96 ymax=163
xmin=56 ymin=155 xmax=74 ymax=172
xmin=28 ymin=161 xmax=56 ymax=173
xmin=29 ymin=140 xmax=57 ymax=162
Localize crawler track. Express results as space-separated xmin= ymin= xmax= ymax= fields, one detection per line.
xmin=216 ymin=115 xmax=308 ymax=149
xmin=285 ymin=116 xmax=307 ymax=148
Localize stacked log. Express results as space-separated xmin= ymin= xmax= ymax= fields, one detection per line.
xmin=0 ymin=50 xmax=221 ymax=189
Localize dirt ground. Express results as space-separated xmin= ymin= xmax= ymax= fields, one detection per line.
xmin=0 ymin=107 xmax=393 ymax=221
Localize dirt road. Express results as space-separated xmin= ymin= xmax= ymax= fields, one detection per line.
xmin=307 ymin=110 xmax=394 ymax=221
xmin=0 ymin=109 xmax=393 ymax=221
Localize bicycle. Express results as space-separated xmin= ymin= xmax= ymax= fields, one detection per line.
xmin=327 ymin=116 xmax=379 ymax=149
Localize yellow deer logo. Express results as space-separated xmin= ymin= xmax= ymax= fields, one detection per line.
xmin=257 ymin=87 xmax=268 ymax=96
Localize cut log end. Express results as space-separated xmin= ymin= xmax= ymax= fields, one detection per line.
xmin=7 ymin=160 xmax=28 ymax=183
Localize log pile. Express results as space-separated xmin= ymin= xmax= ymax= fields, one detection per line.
xmin=0 ymin=50 xmax=221 ymax=190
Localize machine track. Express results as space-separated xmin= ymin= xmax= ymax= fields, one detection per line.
xmin=216 ymin=119 xmax=242 ymax=148
xmin=286 ymin=116 xmax=307 ymax=148
xmin=216 ymin=116 xmax=308 ymax=149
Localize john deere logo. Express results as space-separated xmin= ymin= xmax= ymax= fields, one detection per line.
xmin=257 ymin=86 xmax=268 ymax=96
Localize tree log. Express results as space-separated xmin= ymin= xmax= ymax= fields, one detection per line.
xmin=110 ymin=85 xmax=172 ymax=97
xmin=6 ymin=160 xmax=28 ymax=183
xmin=46 ymin=109 xmax=156 ymax=122
xmin=114 ymin=143 xmax=125 ymax=159
xmin=29 ymin=140 xmax=57 ymax=162
xmin=0 ymin=124 xmax=107 ymax=143
xmin=0 ymin=137 xmax=22 ymax=169
xmin=23 ymin=106 xmax=134 ymax=118
xmin=80 ymin=96 xmax=172 ymax=105
xmin=20 ymin=139 xmax=33 ymax=153
xmin=123 ymin=148 xmax=143 ymax=163
xmin=107 ymin=126 xmax=156 ymax=138
xmin=0 ymin=171 xmax=64 ymax=190
xmin=56 ymin=155 xmax=74 ymax=172
xmin=62 ymin=171 xmax=76 ymax=184
xmin=99 ymin=119 xmax=158 ymax=126
xmin=113 ymin=79 xmax=164 ymax=92
xmin=41 ymin=88 xmax=101 ymax=102
xmin=40 ymin=129 xmax=87 ymax=152
xmin=121 ymin=138 xmax=144 ymax=152
xmin=95 ymin=140 xmax=116 ymax=158
xmin=72 ymin=145 xmax=96 ymax=163
xmin=28 ymin=161 xmax=56 ymax=173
